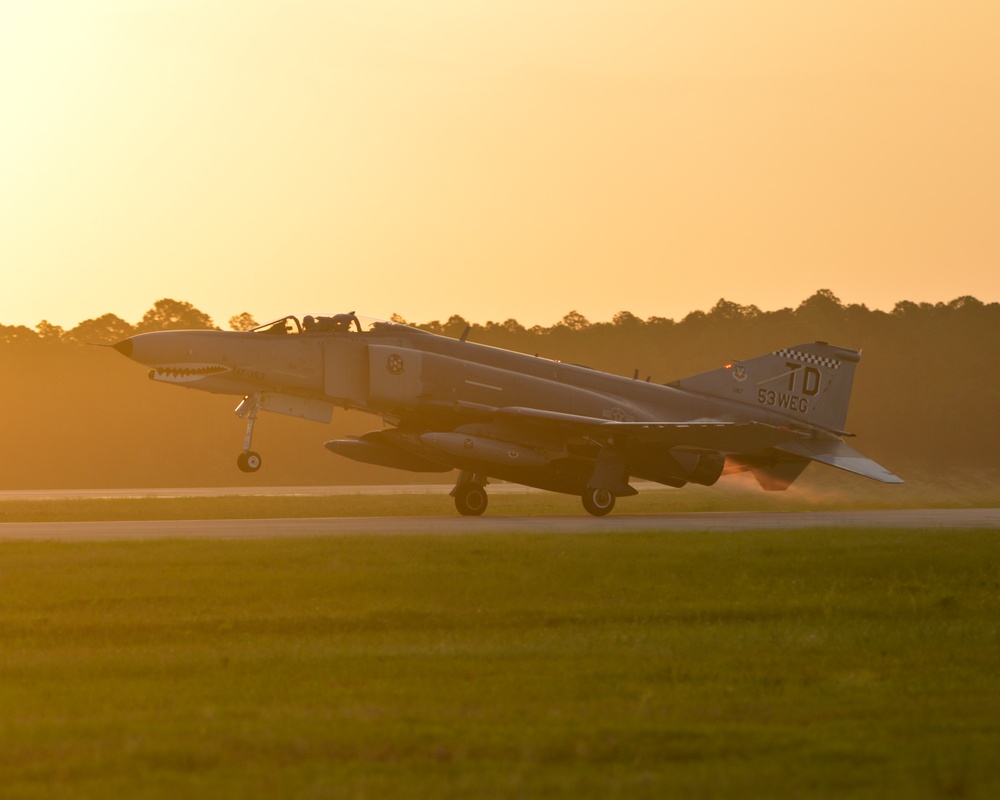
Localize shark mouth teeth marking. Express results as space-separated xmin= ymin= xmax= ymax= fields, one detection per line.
xmin=150 ymin=364 xmax=231 ymax=383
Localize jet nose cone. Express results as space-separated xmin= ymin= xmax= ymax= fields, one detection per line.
xmin=112 ymin=337 xmax=134 ymax=358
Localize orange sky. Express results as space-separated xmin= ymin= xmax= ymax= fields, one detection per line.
xmin=2 ymin=1 xmax=998 ymax=330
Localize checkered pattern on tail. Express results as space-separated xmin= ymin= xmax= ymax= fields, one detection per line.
xmin=771 ymin=348 xmax=841 ymax=370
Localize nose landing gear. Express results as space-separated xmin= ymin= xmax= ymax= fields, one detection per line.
xmin=236 ymin=394 xmax=263 ymax=473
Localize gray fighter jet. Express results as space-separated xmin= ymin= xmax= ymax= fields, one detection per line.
xmin=112 ymin=312 xmax=902 ymax=515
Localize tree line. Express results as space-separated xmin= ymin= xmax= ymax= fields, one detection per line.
xmin=0 ymin=289 xmax=997 ymax=486
xmin=2 ymin=290 xmax=997 ymax=353
xmin=0 ymin=299 xmax=252 ymax=344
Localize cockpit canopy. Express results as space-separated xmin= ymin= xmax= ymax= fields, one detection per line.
xmin=251 ymin=313 xmax=398 ymax=336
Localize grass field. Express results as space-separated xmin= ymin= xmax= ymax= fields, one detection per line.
xmin=0 ymin=527 xmax=997 ymax=798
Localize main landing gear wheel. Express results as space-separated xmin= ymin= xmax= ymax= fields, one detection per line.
xmin=582 ymin=488 xmax=615 ymax=517
xmin=237 ymin=451 xmax=262 ymax=473
xmin=454 ymin=484 xmax=488 ymax=516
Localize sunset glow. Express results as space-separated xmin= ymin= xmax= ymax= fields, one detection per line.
xmin=2 ymin=1 xmax=998 ymax=330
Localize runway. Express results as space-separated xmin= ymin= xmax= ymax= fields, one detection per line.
xmin=0 ymin=508 xmax=996 ymax=541
xmin=0 ymin=484 xmax=461 ymax=501
xmin=0 ymin=483 xmax=556 ymax=502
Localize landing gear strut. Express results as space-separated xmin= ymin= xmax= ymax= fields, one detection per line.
xmin=582 ymin=487 xmax=615 ymax=516
xmin=451 ymin=472 xmax=488 ymax=516
xmin=235 ymin=394 xmax=263 ymax=473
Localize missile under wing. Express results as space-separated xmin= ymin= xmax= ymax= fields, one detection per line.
xmin=112 ymin=314 xmax=901 ymax=516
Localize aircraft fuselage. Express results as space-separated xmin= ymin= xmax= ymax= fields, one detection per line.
xmin=113 ymin=316 xmax=901 ymax=515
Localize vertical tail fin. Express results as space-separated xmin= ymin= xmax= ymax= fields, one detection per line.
xmin=674 ymin=342 xmax=861 ymax=433
xmin=676 ymin=342 xmax=902 ymax=485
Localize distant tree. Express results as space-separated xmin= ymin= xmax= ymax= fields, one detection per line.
xmin=417 ymin=319 xmax=443 ymax=334
xmin=796 ymin=288 xmax=844 ymax=316
xmin=790 ymin=289 xmax=847 ymax=333
xmin=559 ymin=310 xmax=591 ymax=330
xmin=0 ymin=324 xmax=39 ymax=343
xmin=441 ymin=315 xmax=470 ymax=338
xmin=892 ymin=300 xmax=934 ymax=317
xmin=35 ymin=320 xmax=64 ymax=340
xmin=389 ymin=313 xmax=409 ymax=325
xmin=228 ymin=312 xmax=258 ymax=331
xmin=766 ymin=306 xmax=796 ymax=323
xmin=64 ymin=314 xmax=134 ymax=344
xmin=612 ymin=311 xmax=643 ymax=327
xmin=484 ymin=318 xmax=526 ymax=334
xmin=708 ymin=299 xmax=761 ymax=320
xmin=946 ymin=295 xmax=986 ymax=312
xmin=135 ymin=299 xmax=216 ymax=332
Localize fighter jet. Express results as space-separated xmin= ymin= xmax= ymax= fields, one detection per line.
xmin=112 ymin=311 xmax=902 ymax=515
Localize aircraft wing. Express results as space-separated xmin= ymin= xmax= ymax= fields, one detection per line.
xmin=495 ymin=407 xmax=807 ymax=452
xmin=775 ymin=438 xmax=904 ymax=483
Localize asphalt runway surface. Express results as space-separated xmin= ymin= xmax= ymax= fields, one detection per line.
xmin=0 ymin=508 xmax=996 ymax=542
xmin=0 ymin=484 xmax=539 ymax=501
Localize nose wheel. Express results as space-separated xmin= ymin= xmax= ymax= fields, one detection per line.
xmin=235 ymin=394 xmax=263 ymax=473
xmin=237 ymin=451 xmax=262 ymax=472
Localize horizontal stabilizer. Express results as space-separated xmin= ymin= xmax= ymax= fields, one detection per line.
xmin=497 ymin=407 xmax=806 ymax=452
xmin=776 ymin=438 xmax=903 ymax=483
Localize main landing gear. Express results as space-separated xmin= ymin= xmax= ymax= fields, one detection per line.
xmin=235 ymin=394 xmax=262 ymax=473
xmin=582 ymin=487 xmax=616 ymax=517
xmin=451 ymin=472 xmax=488 ymax=516
xmin=450 ymin=473 xmax=619 ymax=517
